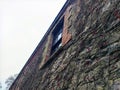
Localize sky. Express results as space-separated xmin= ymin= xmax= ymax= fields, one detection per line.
xmin=0 ymin=0 xmax=66 ymax=89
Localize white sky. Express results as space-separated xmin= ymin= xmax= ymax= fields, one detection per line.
xmin=0 ymin=0 xmax=66 ymax=87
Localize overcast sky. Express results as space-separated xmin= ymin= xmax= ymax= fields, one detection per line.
xmin=0 ymin=0 xmax=66 ymax=87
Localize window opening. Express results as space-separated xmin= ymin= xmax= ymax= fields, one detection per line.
xmin=51 ymin=18 xmax=64 ymax=54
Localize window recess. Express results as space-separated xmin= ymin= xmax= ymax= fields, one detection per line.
xmin=51 ymin=18 xmax=64 ymax=54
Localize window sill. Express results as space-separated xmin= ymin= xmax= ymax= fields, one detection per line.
xmin=40 ymin=46 xmax=63 ymax=69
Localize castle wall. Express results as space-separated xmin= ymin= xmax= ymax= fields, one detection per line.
xmin=10 ymin=0 xmax=120 ymax=90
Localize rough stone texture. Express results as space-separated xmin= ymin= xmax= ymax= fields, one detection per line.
xmin=10 ymin=0 xmax=120 ymax=90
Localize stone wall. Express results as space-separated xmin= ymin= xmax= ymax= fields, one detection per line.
xmin=10 ymin=0 xmax=120 ymax=90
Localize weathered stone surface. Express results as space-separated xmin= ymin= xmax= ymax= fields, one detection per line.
xmin=10 ymin=0 xmax=120 ymax=90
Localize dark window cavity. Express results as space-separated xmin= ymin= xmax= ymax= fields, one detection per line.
xmin=51 ymin=18 xmax=64 ymax=54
